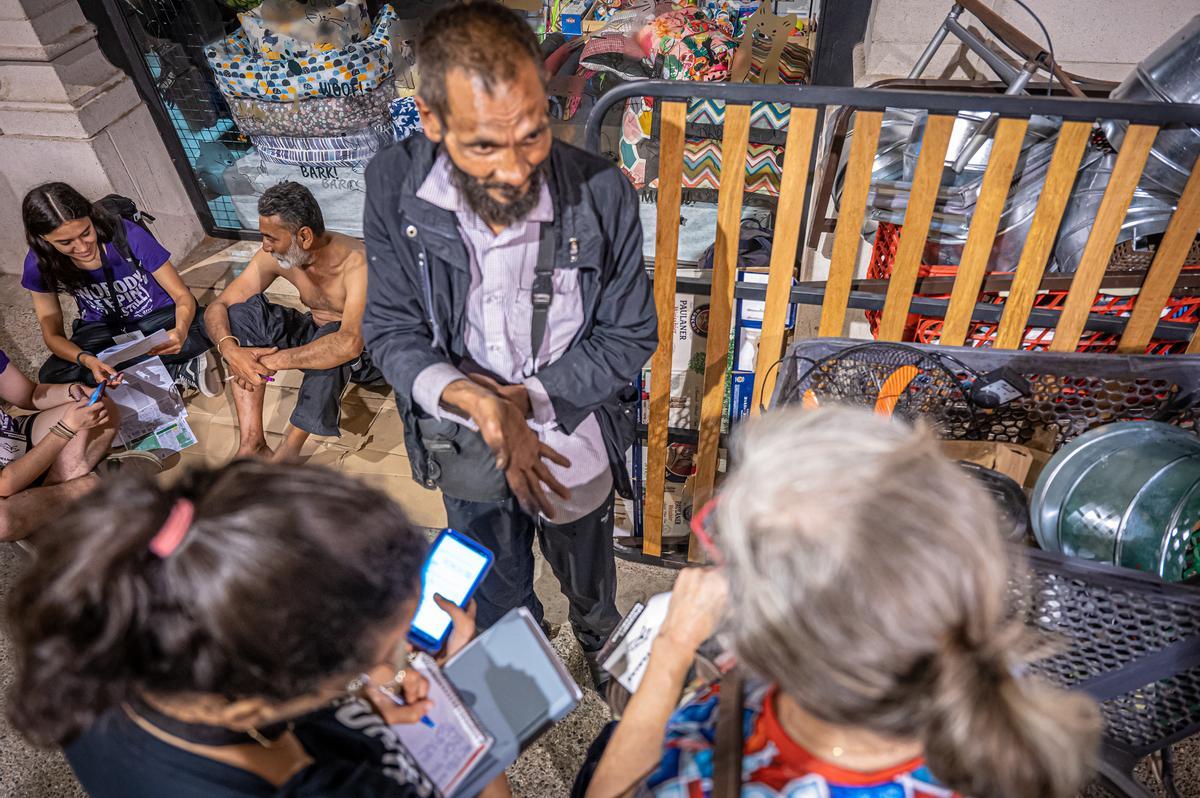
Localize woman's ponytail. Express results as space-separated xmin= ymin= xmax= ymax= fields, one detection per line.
xmin=921 ymin=626 xmax=1101 ymax=798
xmin=7 ymin=460 xmax=429 ymax=749
xmin=6 ymin=473 xmax=186 ymax=745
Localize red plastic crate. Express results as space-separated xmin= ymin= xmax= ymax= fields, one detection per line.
xmin=865 ymin=222 xmax=1200 ymax=354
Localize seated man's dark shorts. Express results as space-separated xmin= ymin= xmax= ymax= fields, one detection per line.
xmin=226 ymin=294 xmax=379 ymax=437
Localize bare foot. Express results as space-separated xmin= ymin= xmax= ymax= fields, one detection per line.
xmin=235 ymin=441 xmax=274 ymax=460
xmin=269 ymin=444 xmax=306 ymax=464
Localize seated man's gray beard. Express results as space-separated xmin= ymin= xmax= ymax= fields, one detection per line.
xmin=276 ymin=238 xmax=313 ymax=270
xmin=450 ymin=159 xmax=544 ymax=228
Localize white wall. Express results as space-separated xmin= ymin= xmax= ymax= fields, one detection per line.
xmin=0 ymin=0 xmax=203 ymax=275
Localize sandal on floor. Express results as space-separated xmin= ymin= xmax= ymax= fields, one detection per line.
xmin=102 ymin=449 xmax=165 ymax=479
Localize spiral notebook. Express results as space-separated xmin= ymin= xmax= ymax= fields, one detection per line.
xmin=391 ymin=653 xmax=493 ymax=796
xmin=442 ymin=607 xmax=584 ymax=798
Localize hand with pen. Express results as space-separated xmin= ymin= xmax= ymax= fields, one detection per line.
xmin=360 ymin=597 xmax=477 ymax=729
xmin=221 ymin=343 xmax=278 ymax=389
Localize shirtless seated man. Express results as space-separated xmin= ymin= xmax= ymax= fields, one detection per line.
xmin=204 ymin=181 xmax=377 ymax=462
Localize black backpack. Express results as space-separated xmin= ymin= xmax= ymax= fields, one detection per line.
xmin=92 ymin=194 xmax=159 ymax=326
xmin=94 ymin=194 xmax=157 ymax=267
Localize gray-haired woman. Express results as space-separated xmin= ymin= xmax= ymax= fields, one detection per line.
xmin=585 ymin=407 xmax=1100 ymax=798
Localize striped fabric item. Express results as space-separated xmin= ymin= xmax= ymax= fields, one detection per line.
xmin=746 ymin=36 xmax=813 ymax=84
xmin=252 ymin=123 xmax=393 ymax=168
xmin=687 ymin=99 xmax=792 ymax=130
xmin=681 ymin=138 xmax=784 ymax=196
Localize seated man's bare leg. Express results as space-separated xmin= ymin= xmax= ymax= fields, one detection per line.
xmin=32 ymin=403 xmax=118 ymax=485
xmin=271 ymin=425 xmax=312 ymax=464
xmin=232 ymin=379 xmax=274 ymax=459
xmin=0 ymin=475 xmax=98 ymax=542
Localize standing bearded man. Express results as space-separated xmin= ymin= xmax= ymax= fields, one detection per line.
xmin=362 ymin=1 xmax=656 ymax=689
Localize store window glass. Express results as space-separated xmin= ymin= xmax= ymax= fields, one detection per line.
xmin=109 ymin=0 xmax=428 ymax=237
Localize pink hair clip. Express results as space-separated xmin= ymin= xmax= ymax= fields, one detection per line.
xmin=150 ymin=498 xmax=195 ymax=558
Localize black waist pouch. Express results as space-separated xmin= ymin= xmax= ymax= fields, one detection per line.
xmin=415 ymin=415 xmax=510 ymax=502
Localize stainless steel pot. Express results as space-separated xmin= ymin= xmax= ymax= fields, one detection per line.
xmin=1031 ymin=421 xmax=1200 ymax=581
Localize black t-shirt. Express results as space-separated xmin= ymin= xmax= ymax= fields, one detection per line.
xmin=65 ymin=698 xmax=440 ymax=798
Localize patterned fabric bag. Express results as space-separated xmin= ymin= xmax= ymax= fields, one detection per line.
xmin=389 ymin=96 xmax=423 ymax=142
xmin=227 ymin=76 xmax=395 ymax=136
xmin=252 ymin=123 xmax=394 ymax=168
xmin=645 ymin=8 xmax=735 ymax=81
xmin=238 ymin=0 xmax=372 ymax=60
xmin=206 ymin=3 xmax=397 ymax=103
xmin=225 ymin=150 xmax=368 ymax=238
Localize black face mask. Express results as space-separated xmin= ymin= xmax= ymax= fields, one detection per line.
xmin=449 ymin=158 xmax=544 ymax=228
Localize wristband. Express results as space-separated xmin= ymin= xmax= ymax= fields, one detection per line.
xmin=216 ymin=335 xmax=240 ymax=355
xmin=49 ymin=421 xmax=77 ymax=441
xmin=75 ymin=351 xmax=94 ymax=367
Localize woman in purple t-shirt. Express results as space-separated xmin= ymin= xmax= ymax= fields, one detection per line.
xmin=21 ymin=183 xmax=219 ymax=395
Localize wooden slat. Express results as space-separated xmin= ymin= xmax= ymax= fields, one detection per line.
xmin=877 ymin=114 xmax=956 ymax=340
xmin=640 ymin=101 xmax=688 ymax=558
xmin=1190 ymin=328 xmax=1200 ymax=354
xmin=1117 ymin=153 xmax=1200 ymax=353
xmin=690 ymin=102 xmax=751 ymax=563
xmin=753 ymin=106 xmax=818 ymax=413
xmin=1050 ymin=124 xmax=1159 ymax=352
xmin=994 ymin=120 xmax=1092 ymax=349
xmin=941 ymin=116 xmax=1029 ymax=345
xmin=818 ymin=110 xmax=884 ymax=337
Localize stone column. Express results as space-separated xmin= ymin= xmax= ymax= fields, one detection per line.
xmin=0 ymin=0 xmax=203 ymax=275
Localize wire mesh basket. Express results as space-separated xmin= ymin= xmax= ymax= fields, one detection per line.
xmin=776 ymin=338 xmax=1200 ymax=452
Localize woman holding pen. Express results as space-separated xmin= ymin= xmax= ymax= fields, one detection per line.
xmin=0 ymin=348 xmax=157 ymax=543
xmin=20 ymin=182 xmax=221 ymax=395
xmin=6 ymin=461 xmax=511 ymax=797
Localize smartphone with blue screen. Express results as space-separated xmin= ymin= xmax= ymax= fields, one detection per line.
xmin=407 ymin=529 xmax=494 ymax=652
xmin=86 ymin=382 xmax=106 ymax=406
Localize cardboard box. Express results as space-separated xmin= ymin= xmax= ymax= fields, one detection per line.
xmin=642 ymin=367 xmax=703 ymax=430
xmin=560 ymin=0 xmax=591 ymax=37
xmin=728 ymin=371 xmax=755 ymax=425
xmin=940 ymin=440 xmax=1040 ymax=488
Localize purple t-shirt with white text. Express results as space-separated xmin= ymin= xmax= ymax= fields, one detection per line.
xmin=22 ymin=220 xmax=174 ymax=324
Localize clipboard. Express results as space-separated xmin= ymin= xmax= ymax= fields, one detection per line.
xmin=443 ymin=607 xmax=583 ymax=797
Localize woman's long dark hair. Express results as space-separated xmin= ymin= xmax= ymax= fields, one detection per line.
xmin=6 ymin=461 xmax=429 ymax=747
xmin=21 ymin=182 xmax=119 ymax=295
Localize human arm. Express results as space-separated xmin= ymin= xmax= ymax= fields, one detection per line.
xmin=0 ymin=397 xmax=111 ymax=497
xmin=0 ymin=361 xmax=86 ymax=411
xmin=261 ymin=255 xmax=367 ymax=371
xmin=29 ymin=291 xmax=121 ymax=386
xmin=437 ymin=378 xmax=571 ymax=516
xmin=204 ymin=251 xmax=280 ymax=386
xmin=585 ymin=568 xmax=729 ymax=798
xmin=360 ymin=152 xmax=569 ymax=516
xmin=147 ymin=262 xmax=197 ymax=356
xmin=530 ymin=174 xmax=657 ymax=433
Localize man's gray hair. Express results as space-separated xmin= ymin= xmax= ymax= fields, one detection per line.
xmin=258 ymin=181 xmax=325 ymax=237
xmin=715 ymin=407 xmax=1099 ymax=798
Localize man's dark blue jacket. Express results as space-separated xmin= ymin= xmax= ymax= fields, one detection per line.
xmin=362 ymin=134 xmax=657 ymax=498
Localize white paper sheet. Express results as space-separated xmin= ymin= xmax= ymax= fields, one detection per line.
xmin=602 ymin=591 xmax=673 ymax=694
xmin=106 ymin=357 xmax=194 ymax=454
xmin=97 ymin=329 xmax=171 ymax=367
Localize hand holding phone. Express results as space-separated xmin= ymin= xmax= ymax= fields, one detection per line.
xmin=408 ymin=530 xmax=493 ymax=652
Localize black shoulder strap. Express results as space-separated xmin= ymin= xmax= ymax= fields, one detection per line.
xmin=713 ymin=668 xmax=745 ymax=798
xmin=529 ymin=221 xmax=555 ymax=374
xmin=99 ymin=221 xmax=140 ymax=329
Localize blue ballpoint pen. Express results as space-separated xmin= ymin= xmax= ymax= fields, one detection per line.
xmin=363 ymin=673 xmax=436 ymax=729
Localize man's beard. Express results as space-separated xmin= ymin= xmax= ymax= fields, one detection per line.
xmin=449 ymin=160 xmax=544 ymax=228
xmin=275 ymin=238 xmax=313 ymax=270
